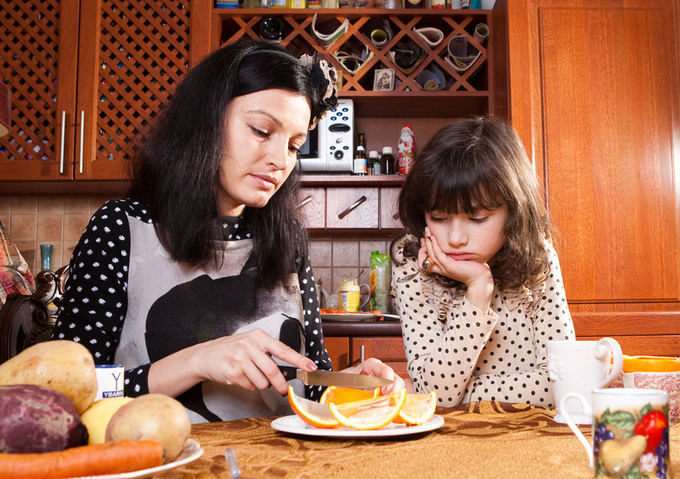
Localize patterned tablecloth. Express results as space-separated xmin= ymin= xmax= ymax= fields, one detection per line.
xmin=159 ymin=401 xmax=680 ymax=479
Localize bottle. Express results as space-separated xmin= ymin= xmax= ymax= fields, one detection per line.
xmin=405 ymin=0 xmax=424 ymax=7
xmin=381 ymin=146 xmax=395 ymax=175
xmin=353 ymin=133 xmax=367 ymax=175
xmin=398 ymin=123 xmax=415 ymax=175
xmin=40 ymin=244 xmax=53 ymax=272
xmin=369 ymin=150 xmax=381 ymax=175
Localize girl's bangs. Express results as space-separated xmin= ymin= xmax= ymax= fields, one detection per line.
xmin=426 ymin=168 xmax=503 ymax=214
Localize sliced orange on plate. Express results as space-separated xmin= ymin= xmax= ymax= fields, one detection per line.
xmin=319 ymin=385 xmax=380 ymax=405
xmin=393 ymin=390 xmax=437 ymax=425
xmin=287 ymin=385 xmax=339 ymax=428
xmin=623 ymin=354 xmax=680 ymax=373
xmin=328 ymin=388 xmax=407 ymax=430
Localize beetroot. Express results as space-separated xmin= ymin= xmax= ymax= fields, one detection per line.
xmin=0 ymin=384 xmax=89 ymax=453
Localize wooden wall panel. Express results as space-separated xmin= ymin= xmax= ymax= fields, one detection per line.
xmin=507 ymin=0 xmax=680 ymax=343
xmin=540 ymin=6 xmax=679 ymax=304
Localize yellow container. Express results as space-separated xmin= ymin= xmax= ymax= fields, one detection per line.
xmin=337 ymin=279 xmax=361 ymax=312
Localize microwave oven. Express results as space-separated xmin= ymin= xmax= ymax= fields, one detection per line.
xmin=299 ymin=98 xmax=354 ymax=173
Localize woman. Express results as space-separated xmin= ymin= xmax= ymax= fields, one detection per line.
xmin=52 ymin=39 xmax=402 ymax=423
xmin=392 ymin=117 xmax=574 ymax=408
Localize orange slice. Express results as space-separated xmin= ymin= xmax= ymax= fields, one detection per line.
xmin=319 ymin=386 xmax=380 ymax=405
xmin=287 ymin=385 xmax=339 ymax=429
xmin=393 ymin=391 xmax=437 ymax=425
xmin=328 ymin=388 xmax=407 ymax=430
xmin=623 ymin=354 xmax=680 ymax=373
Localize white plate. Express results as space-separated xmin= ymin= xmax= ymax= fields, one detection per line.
xmin=321 ymin=313 xmax=376 ymax=321
xmin=271 ymin=414 xmax=444 ymax=438
xmin=71 ymin=439 xmax=203 ymax=479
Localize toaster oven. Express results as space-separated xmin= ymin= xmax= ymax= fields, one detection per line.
xmin=298 ymin=98 xmax=354 ymax=173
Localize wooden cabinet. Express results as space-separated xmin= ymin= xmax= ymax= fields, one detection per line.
xmin=322 ymin=321 xmax=408 ymax=378
xmin=298 ymin=177 xmax=405 ymax=231
xmin=212 ymin=8 xmax=508 ymax=153
xmin=0 ymin=0 xmax=211 ymax=183
xmin=506 ymin=0 xmax=680 ymax=355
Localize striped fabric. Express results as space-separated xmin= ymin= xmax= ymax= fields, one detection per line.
xmin=0 ymin=219 xmax=35 ymax=305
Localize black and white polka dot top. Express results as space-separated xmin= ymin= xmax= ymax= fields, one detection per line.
xmin=51 ymin=199 xmax=331 ymax=416
xmin=391 ymin=235 xmax=575 ymax=409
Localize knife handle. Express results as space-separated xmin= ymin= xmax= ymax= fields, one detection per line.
xmin=278 ymin=365 xmax=298 ymax=380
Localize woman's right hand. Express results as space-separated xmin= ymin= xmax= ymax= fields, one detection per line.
xmin=149 ymin=328 xmax=317 ymax=397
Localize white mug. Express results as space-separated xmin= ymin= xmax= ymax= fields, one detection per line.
xmin=94 ymin=364 xmax=124 ymax=400
xmin=561 ymin=388 xmax=670 ymax=478
xmin=548 ymin=338 xmax=623 ymax=424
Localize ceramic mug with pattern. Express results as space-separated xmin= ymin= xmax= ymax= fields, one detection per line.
xmin=562 ymin=388 xmax=670 ymax=478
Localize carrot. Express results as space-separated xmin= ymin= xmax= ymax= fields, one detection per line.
xmin=0 ymin=439 xmax=164 ymax=479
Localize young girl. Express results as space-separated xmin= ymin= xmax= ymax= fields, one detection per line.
xmin=391 ymin=117 xmax=575 ymax=408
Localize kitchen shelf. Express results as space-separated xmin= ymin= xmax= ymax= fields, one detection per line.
xmin=213 ymin=8 xmax=496 ymax=117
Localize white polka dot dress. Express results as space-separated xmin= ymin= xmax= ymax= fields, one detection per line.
xmin=51 ymin=199 xmax=332 ymax=402
xmin=392 ymin=235 xmax=575 ymax=408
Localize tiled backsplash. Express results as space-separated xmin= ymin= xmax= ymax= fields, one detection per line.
xmin=0 ymin=195 xmax=396 ymax=308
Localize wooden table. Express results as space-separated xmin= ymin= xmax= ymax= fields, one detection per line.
xmin=157 ymin=401 xmax=680 ymax=478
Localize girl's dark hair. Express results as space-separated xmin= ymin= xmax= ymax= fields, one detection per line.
xmin=128 ymin=39 xmax=332 ymax=287
xmin=396 ymin=116 xmax=551 ymax=290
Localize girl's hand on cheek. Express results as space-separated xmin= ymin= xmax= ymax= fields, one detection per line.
xmin=424 ymin=228 xmax=492 ymax=285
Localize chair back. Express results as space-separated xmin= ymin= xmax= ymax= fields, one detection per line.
xmin=0 ymin=293 xmax=51 ymax=363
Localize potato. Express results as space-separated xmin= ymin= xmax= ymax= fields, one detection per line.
xmin=0 ymin=384 xmax=89 ymax=453
xmin=0 ymin=340 xmax=98 ymax=414
xmin=106 ymin=393 xmax=190 ymax=462
xmin=80 ymin=396 xmax=134 ymax=444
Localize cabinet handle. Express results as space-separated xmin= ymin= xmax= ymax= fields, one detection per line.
xmin=360 ymin=344 xmax=365 ymax=363
xmin=78 ymin=110 xmax=84 ymax=174
xmin=338 ymin=195 xmax=367 ymax=220
xmin=297 ymin=195 xmax=313 ymax=208
xmin=59 ymin=110 xmax=66 ymax=175
xmin=392 ymin=212 xmax=399 ymax=220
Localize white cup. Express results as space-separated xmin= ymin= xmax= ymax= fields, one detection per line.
xmin=561 ymin=388 xmax=670 ymax=478
xmin=94 ymin=364 xmax=124 ymax=400
xmin=548 ymin=338 xmax=623 ymax=424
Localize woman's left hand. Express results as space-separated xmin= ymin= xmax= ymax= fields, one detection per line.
xmin=341 ymin=357 xmax=405 ymax=395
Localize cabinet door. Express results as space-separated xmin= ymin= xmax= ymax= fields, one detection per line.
xmin=75 ymin=0 xmax=193 ymax=180
xmin=0 ymin=0 xmax=79 ymax=181
xmin=507 ymin=0 xmax=680 ymax=337
xmin=298 ymin=187 xmax=325 ymax=229
xmin=326 ymin=187 xmax=379 ymax=229
xmin=380 ymin=187 xmax=402 ymax=229
xmin=0 ymin=0 xmax=200 ymax=182
xmin=350 ymin=337 xmax=408 ymax=378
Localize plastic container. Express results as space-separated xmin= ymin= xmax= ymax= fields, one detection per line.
xmin=369 ymin=251 xmax=391 ymax=312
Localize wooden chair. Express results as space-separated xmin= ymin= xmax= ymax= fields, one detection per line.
xmin=0 ymin=265 xmax=68 ymax=362
xmin=0 ymin=293 xmax=51 ymax=363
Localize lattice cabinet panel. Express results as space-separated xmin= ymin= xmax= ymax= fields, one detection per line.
xmin=0 ymin=0 xmax=193 ymax=181
xmin=216 ymin=9 xmax=495 ymax=118
xmin=85 ymin=0 xmax=191 ymax=179
xmin=0 ymin=0 xmax=70 ymax=178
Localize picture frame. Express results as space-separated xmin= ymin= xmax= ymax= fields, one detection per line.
xmin=373 ymin=68 xmax=395 ymax=91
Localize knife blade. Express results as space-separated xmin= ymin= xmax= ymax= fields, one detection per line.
xmin=279 ymin=366 xmax=393 ymax=388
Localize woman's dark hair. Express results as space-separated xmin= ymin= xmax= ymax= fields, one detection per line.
xmin=396 ymin=116 xmax=551 ymax=290
xmin=128 ymin=39 xmax=332 ymax=287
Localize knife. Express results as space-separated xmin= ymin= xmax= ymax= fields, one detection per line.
xmin=279 ymin=366 xmax=393 ymax=388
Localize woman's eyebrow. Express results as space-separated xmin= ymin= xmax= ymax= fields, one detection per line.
xmin=246 ymin=109 xmax=307 ymax=138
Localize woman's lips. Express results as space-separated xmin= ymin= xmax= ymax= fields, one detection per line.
xmin=251 ymin=174 xmax=277 ymax=190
